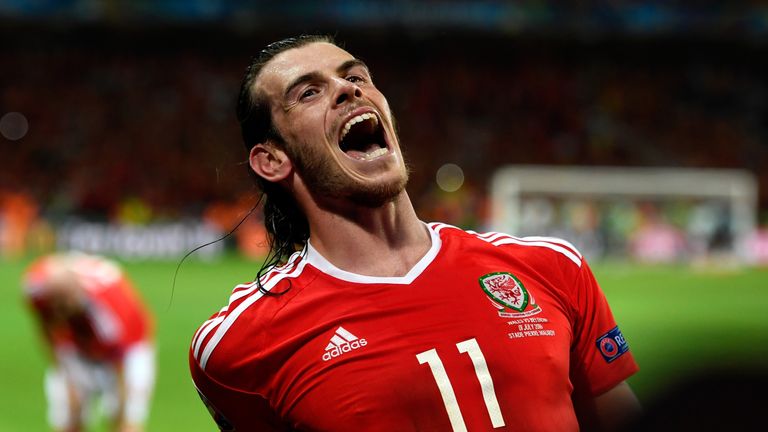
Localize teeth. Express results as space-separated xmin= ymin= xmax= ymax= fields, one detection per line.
xmin=361 ymin=147 xmax=388 ymax=160
xmin=340 ymin=112 xmax=378 ymax=141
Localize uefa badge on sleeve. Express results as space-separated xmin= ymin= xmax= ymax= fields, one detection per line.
xmin=596 ymin=326 xmax=630 ymax=363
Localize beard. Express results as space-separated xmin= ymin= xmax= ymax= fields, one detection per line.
xmin=286 ymin=136 xmax=409 ymax=209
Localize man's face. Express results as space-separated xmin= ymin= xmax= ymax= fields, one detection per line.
xmin=254 ymin=42 xmax=408 ymax=207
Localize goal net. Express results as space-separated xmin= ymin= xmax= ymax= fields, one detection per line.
xmin=489 ymin=166 xmax=758 ymax=263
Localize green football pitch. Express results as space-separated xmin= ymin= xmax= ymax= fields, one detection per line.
xmin=1 ymin=255 xmax=766 ymax=431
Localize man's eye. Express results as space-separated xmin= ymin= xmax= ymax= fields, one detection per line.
xmin=347 ymin=75 xmax=365 ymax=84
xmin=300 ymin=88 xmax=318 ymax=100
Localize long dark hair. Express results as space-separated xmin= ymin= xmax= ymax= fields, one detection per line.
xmin=237 ymin=35 xmax=334 ymax=288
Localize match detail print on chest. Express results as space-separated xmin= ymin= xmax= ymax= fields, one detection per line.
xmin=478 ymin=271 xmax=556 ymax=340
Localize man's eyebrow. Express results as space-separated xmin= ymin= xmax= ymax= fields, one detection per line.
xmin=284 ymin=72 xmax=322 ymax=99
xmin=283 ymin=59 xmax=371 ymax=99
xmin=338 ymin=59 xmax=370 ymax=75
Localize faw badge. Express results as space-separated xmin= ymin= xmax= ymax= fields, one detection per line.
xmin=479 ymin=272 xmax=542 ymax=318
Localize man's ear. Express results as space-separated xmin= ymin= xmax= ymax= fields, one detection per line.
xmin=249 ymin=142 xmax=293 ymax=182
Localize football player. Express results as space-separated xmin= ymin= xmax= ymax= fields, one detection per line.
xmin=190 ymin=35 xmax=641 ymax=431
xmin=23 ymin=252 xmax=155 ymax=432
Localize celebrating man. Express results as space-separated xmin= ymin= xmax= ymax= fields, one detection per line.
xmin=190 ymin=35 xmax=640 ymax=431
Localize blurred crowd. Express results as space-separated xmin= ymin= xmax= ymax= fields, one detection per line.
xmin=1 ymin=45 xmax=247 ymax=220
xmin=2 ymin=29 xmax=767 ymax=259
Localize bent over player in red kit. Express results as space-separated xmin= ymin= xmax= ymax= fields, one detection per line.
xmin=23 ymin=252 xmax=155 ymax=432
xmin=190 ymin=35 xmax=641 ymax=432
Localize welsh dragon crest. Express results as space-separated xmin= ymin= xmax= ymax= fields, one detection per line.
xmin=479 ymin=272 xmax=529 ymax=312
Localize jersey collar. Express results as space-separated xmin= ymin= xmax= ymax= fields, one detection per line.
xmin=304 ymin=222 xmax=442 ymax=285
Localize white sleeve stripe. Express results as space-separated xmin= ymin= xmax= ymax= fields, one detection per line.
xmin=491 ymin=238 xmax=582 ymax=267
xmin=198 ymin=259 xmax=309 ymax=370
xmin=229 ymin=282 xmax=260 ymax=303
xmin=468 ymin=231 xmax=507 ymax=242
xmin=230 ymin=264 xmax=288 ymax=303
xmin=191 ymin=306 xmax=227 ymax=353
xmin=192 ymin=321 xmax=211 ymax=350
xmin=254 ymin=254 xmax=303 ymax=285
xmin=516 ymin=235 xmax=582 ymax=258
xmin=431 ymin=223 xmax=582 ymax=266
xmin=229 ymin=258 xmax=303 ymax=303
xmin=467 ymin=229 xmax=583 ymax=262
xmin=193 ymin=316 xmax=225 ymax=359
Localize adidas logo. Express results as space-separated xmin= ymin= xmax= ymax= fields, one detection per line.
xmin=322 ymin=326 xmax=368 ymax=362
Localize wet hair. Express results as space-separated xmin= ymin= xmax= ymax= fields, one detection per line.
xmin=236 ymin=35 xmax=335 ymax=285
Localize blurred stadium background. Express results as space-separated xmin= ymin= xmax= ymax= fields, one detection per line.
xmin=1 ymin=1 xmax=767 ymax=430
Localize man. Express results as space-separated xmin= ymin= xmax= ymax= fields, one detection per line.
xmin=190 ymin=35 xmax=640 ymax=431
xmin=23 ymin=252 xmax=155 ymax=432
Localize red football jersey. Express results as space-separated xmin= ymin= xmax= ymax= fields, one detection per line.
xmin=190 ymin=223 xmax=638 ymax=431
xmin=23 ymin=253 xmax=153 ymax=361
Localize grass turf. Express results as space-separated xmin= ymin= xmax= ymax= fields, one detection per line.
xmin=1 ymin=255 xmax=766 ymax=431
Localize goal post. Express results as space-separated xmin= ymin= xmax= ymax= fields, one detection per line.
xmin=490 ymin=165 xmax=758 ymax=262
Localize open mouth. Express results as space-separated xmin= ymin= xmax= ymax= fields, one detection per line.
xmin=338 ymin=112 xmax=388 ymax=161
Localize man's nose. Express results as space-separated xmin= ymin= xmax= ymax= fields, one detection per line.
xmin=333 ymin=78 xmax=362 ymax=107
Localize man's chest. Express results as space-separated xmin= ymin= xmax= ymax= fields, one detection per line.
xmin=259 ymin=259 xmax=580 ymax=431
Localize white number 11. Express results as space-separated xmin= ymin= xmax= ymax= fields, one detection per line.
xmin=416 ymin=338 xmax=505 ymax=431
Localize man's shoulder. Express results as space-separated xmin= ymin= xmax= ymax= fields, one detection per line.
xmin=189 ymin=285 xmax=282 ymax=390
xmin=428 ymin=222 xmax=584 ymax=268
xmin=189 ymin=258 xmax=312 ymax=375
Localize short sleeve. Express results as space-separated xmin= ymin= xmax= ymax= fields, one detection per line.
xmin=568 ymin=260 xmax=639 ymax=396
xmin=189 ymin=349 xmax=289 ymax=431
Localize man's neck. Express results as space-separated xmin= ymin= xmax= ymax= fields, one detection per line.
xmin=305 ymin=193 xmax=431 ymax=277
